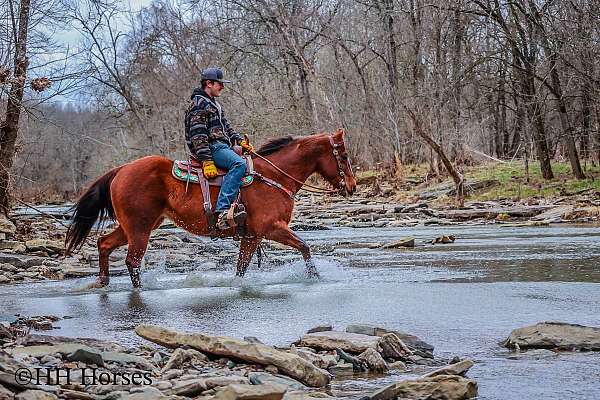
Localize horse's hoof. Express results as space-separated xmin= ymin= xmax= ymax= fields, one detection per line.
xmin=305 ymin=269 xmax=320 ymax=279
xmin=88 ymin=277 xmax=109 ymax=289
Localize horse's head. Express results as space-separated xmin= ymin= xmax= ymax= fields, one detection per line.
xmin=316 ymin=128 xmax=357 ymax=196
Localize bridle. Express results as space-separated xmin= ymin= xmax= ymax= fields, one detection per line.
xmin=249 ymin=134 xmax=351 ymax=198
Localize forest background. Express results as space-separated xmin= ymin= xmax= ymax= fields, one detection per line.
xmin=2 ymin=0 xmax=600 ymax=207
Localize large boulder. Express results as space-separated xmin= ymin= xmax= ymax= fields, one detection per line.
xmin=503 ymin=322 xmax=600 ymax=351
xmin=364 ymin=375 xmax=477 ymax=400
xmin=295 ymin=331 xmax=380 ymax=354
xmin=135 ymin=325 xmax=330 ymax=387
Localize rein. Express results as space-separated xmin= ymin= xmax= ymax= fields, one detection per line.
xmin=249 ymin=135 xmax=348 ymax=197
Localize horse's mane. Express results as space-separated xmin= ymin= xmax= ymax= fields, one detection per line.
xmin=256 ymin=136 xmax=298 ymax=156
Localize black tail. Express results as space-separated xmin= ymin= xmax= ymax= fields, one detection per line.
xmin=65 ymin=167 xmax=123 ymax=254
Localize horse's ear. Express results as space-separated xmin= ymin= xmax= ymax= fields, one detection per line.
xmin=335 ymin=128 xmax=345 ymax=138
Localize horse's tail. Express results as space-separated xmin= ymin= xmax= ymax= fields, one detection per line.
xmin=65 ymin=166 xmax=124 ymax=254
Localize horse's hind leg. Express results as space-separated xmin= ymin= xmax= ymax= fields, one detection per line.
xmin=94 ymin=226 xmax=127 ymax=287
xmin=266 ymin=223 xmax=319 ymax=278
xmin=235 ymin=237 xmax=262 ymax=277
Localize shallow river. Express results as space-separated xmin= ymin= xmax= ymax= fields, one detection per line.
xmin=2 ymin=224 xmax=600 ymax=399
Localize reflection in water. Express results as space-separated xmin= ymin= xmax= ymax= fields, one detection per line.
xmin=1 ymin=225 xmax=600 ymax=399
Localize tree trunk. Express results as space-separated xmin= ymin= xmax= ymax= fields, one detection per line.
xmin=0 ymin=0 xmax=31 ymax=212
xmin=544 ymin=50 xmax=585 ymax=179
xmin=403 ymin=104 xmax=465 ymax=207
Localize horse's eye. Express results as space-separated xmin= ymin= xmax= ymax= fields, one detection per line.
xmin=341 ymin=154 xmax=348 ymax=161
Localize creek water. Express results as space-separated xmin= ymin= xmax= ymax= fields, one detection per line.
xmin=1 ymin=224 xmax=600 ymax=399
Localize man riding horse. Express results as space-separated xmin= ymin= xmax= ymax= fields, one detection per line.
xmin=184 ymin=67 xmax=253 ymax=230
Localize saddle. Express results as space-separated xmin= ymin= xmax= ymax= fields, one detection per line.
xmin=172 ymin=149 xmax=254 ymax=235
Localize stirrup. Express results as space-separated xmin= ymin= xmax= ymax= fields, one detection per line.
xmin=216 ymin=209 xmax=247 ymax=230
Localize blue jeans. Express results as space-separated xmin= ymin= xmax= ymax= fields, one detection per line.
xmin=209 ymin=142 xmax=246 ymax=212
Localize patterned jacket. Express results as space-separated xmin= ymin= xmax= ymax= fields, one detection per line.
xmin=184 ymin=88 xmax=242 ymax=162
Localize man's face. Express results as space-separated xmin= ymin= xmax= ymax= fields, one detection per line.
xmin=205 ymin=80 xmax=224 ymax=97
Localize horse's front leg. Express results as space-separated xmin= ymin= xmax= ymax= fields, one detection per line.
xmin=266 ymin=223 xmax=319 ymax=278
xmin=236 ymin=237 xmax=262 ymax=277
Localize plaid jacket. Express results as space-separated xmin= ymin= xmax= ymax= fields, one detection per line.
xmin=184 ymin=88 xmax=242 ymax=162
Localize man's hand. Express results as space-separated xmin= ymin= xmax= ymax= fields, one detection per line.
xmin=202 ymin=161 xmax=218 ymax=179
xmin=240 ymin=139 xmax=254 ymax=153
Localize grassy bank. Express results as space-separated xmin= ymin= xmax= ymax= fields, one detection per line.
xmin=357 ymin=161 xmax=600 ymax=203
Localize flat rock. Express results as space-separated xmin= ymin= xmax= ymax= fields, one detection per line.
xmin=15 ymin=390 xmax=58 ymax=400
xmin=214 ymin=383 xmax=287 ymax=400
xmin=422 ymin=359 xmax=474 ymax=378
xmin=296 ymin=331 xmax=380 ymax=354
xmin=0 ymin=254 xmax=45 ymax=268
xmin=306 ymin=325 xmax=333 ymax=334
xmin=366 ymin=375 xmax=477 ymax=400
xmin=438 ymin=205 xmax=553 ymax=220
xmin=248 ymin=372 xmax=306 ymax=390
xmin=380 ymin=237 xmax=415 ymax=249
xmin=25 ymin=239 xmax=63 ymax=253
xmin=503 ymin=321 xmax=600 ymax=351
xmin=135 ymin=324 xmax=330 ymax=387
xmin=0 ymin=242 xmax=25 ymax=253
xmin=17 ymin=334 xmax=126 ymax=352
xmin=531 ymin=205 xmax=573 ymax=221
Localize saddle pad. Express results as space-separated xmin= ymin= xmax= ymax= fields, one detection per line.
xmin=172 ymin=161 xmax=253 ymax=186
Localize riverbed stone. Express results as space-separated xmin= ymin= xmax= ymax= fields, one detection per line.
xmin=135 ymin=324 xmax=330 ymax=387
xmin=15 ymin=390 xmax=58 ymax=400
xmin=213 ymin=383 xmax=287 ymax=400
xmin=170 ymin=378 xmax=207 ymax=396
xmin=24 ymin=239 xmax=63 ymax=254
xmin=248 ymin=372 xmax=306 ymax=390
xmin=306 ymin=325 xmax=333 ymax=334
xmin=205 ymin=376 xmax=249 ymax=389
xmin=127 ymin=386 xmax=166 ymax=400
xmin=366 ymin=375 xmax=477 ymax=400
xmin=380 ymin=237 xmax=415 ymax=249
xmin=503 ymin=321 xmax=600 ymax=351
xmin=0 ymin=254 xmax=45 ymax=268
xmin=0 ymin=241 xmax=25 ymax=253
xmin=0 ymin=216 xmax=16 ymax=235
xmin=162 ymin=347 xmax=208 ymax=371
xmin=296 ymin=331 xmax=380 ymax=354
xmin=66 ymin=348 xmax=104 ymax=367
xmin=10 ymin=344 xmax=152 ymax=369
xmin=422 ymin=359 xmax=474 ymax=378
xmin=289 ymin=348 xmax=336 ymax=369
xmin=377 ymin=333 xmax=413 ymax=361
xmin=358 ymin=348 xmax=387 ymax=373
xmin=0 ymin=384 xmax=14 ymax=399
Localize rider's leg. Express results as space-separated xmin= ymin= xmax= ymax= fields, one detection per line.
xmin=209 ymin=142 xmax=246 ymax=227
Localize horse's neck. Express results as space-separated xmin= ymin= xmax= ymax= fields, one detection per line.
xmin=256 ymin=145 xmax=320 ymax=193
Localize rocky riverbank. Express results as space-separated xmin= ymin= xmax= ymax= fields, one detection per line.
xmin=0 ymin=320 xmax=478 ymax=400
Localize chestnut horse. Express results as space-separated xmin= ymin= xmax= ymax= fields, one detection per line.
xmin=65 ymin=129 xmax=356 ymax=288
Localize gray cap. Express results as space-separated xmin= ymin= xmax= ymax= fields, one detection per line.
xmin=200 ymin=67 xmax=231 ymax=84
